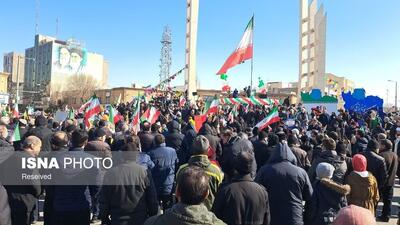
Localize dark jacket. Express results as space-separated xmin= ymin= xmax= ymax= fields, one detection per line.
xmin=253 ymin=140 xmax=274 ymax=171
xmin=352 ymin=137 xmax=368 ymax=156
xmin=144 ymin=203 xmax=226 ymax=225
xmin=3 ymin=152 xmax=41 ymax=216
xmin=51 ymin=147 xmax=100 ymax=212
xmin=256 ymin=143 xmax=313 ymax=225
xmin=220 ymin=138 xmax=257 ymax=179
xmin=177 ymin=155 xmax=224 ymax=210
xmin=308 ymin=150 xmax=347 ymax=184
xmin=100 ymin=153 xmax=158 ymax=225
xmin=199 ymin=124 xmax=222 ymax=161
xmin=181 ymin=125 xmax=196 ymax=165
xmin=84 ymin=140 xmax=112 ymax=159
xmin=212 ymin=174 xmax=270 ymax=225
xmin=165 ymin=121 xmax=185 ymax=159
xmin=362 ymin=149 xmax=387 ymax=189
xmin=304 ymin=179 xmax=350 ymax=225
xmin=148 ymin=145 xmax=178 ymax=196
xmin=0 ymin=183 xmax=11 ymax=225
xmin=379 ymin=150 xmax=398 ymax=187
xmin=138 ymin=131 xmax=155 ymax=152
xmin=25 ymin=125 xmax=53 ymax=152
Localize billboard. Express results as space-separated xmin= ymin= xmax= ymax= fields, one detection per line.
xmin=51 ymin=41 xmax=106 ymax=96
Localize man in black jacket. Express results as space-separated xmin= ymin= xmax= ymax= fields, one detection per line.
xmin=256 ymin=143 xmax=312 ymax=225
xmin=308 ymin=138 xmax=347 ymax=184
xmin=361 ymin=139 xmax=387 ymax=190
xmin=377 ymin=139 xmax=398 ymax=222
xmin=99 ymin=142 xmax=158 ymax=225
xmin=25 ymin=115 xmax=53 ymax=152
xmin=199 ymin=123 xmax=222 ymax=161
xmin=253 ymin=131 xmax=275 ymax=171
xmin=212 ymin=151 xmax=270 ymax=225
xmin=138 ymin=121 xmax=154 ymax=152
xmin=165 ymin=120 xmax=185 ymax=162
xmin=5 ymin=136 xmax=42 ymax=225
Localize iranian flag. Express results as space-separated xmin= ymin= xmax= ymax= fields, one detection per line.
xmin=131 ymin=99 xmax=141 ymax=133
xmin=217 ymin=16 xmax=254 ymax=75
xmin=108 ymin=105 xmax=121 ymax=124
xmin=79 ymin=98 xmax=92 ymax=113
xmin=10 ymin=122 xmax=21 ymax=142
xmin=13 ymin=103 xmax=19 ymax=118
xmin=179 ymin=96 xmax=186 ymax=107
xmin=204 ymin=98 xmax=219 ymax=115
xmin=255 ymin=107 xmax=280 ymax=131
xmin=140 ymin=107 xmax=161 ymax=124
xmin=84 ymin=97 xmax=101 ymax=128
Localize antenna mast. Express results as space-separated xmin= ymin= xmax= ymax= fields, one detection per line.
xmin=159 ymin=26 xmax=172 ymax=90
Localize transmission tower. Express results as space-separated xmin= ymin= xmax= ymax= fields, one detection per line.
xmin=159 ymin=26 xmax=172 ymax=90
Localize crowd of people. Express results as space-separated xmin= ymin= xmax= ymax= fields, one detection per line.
xmin=0 ymin=95 xmax=400 ymax=225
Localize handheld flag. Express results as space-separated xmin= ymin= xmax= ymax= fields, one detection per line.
xmin=131 ymin=99 xmax=141 ymax=133
xmin=255 ymin=107 xmax=280 ymax=131
xmin=84 ymin=96 xmax=101 ymax=128
xmin=140 ymin=107 xmax=161 ymax=124
xmin=10 ymin=122 xmax=21 ymax=142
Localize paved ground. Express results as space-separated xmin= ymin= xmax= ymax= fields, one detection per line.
xmin=33 ymin=182 xmax=400 ymax=225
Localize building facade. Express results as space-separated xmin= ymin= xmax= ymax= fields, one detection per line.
xmin=298 ymin=0 xmax=327 ymax=94
xmin=24 ymin=34 xmax=109 ymax=103
xmin=3 ymin=52 xmax=25 ymax=102
xmin=0 ymin=72 xmax=9 ymax=104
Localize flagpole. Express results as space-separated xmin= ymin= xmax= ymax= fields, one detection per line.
xmin=250 ymin=14 xmax=254 ymax=95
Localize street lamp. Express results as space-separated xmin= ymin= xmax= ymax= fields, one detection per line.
xmin=388 ymin=80 xmax=398 ymax=111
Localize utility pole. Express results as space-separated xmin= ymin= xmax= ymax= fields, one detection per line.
xmin=16 ymin=56 xmax=20 ymax=104
xmin=388 ymin=80 xmax=398 ymax=111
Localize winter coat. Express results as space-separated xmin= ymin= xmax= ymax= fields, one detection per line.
xmin=220 ymin=138 xmax=257 ymax=179
xmin=99 ymin=153 xmax=158 ymax=225
xmin=345 ymin=171 xmax=379 ymax=215
xmin=137 ymin=153 xmax=155 ymax=170
xmin=138 ymin=131 xmax=155 ymax=152
xmin=177 ymin=155 xmax=224 ymax=210
xmin=0 ymin=183 xmax=11 ymax=225
xmin=148 ymin=145 xmax=178 ymax=196
xmin=352 ymin=137 xmax=368 ymax=156
xmin=25 ymin=125 xmax=53 ymax=152
xmin=361 ymin=150 xmax=387 ymax=189
xmin=212 ymin=174 xmax=270 ymax=225
xmin=304 ymin=179 xmax=350 ymax=225
xmin=199 ymin=124 xmax=222 ymax=161
xmin=51 ymin=147 xmax=100 ymax=212
xmin=84 ymin=140 xmax=112 ymax=159
xmin=290 ymin=146 xmax=311 ymax=170
xmin=256 ymin=143 xmax=313 ymax=225
xmin=165 ymin=121 xmax=185 ymax=160
xmin=144 ymin=203 xmax=226 ymax=225
xmin=379 ymin=150 xmax=398 ymax=187
xmin=308 ymin=151 xmax=347 ymax=184
xmin=3 ymin=151 xmax=41 ymax=216
xmin=180 ymin=125 xmax=196 ymax=165
xmin=253 ymin=141 xmax=274 ymax=171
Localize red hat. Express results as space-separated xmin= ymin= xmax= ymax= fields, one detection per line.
xmin=352 ymin=154 xmax=367 ymax=172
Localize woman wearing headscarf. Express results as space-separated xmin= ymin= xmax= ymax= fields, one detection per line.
xmin=304 ymin=162 xmax=350 ymax=225
xmin=345 ymin=154 xmax=379 ymax=214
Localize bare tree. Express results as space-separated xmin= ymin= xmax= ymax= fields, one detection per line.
xmin=61 ymin=74 xmax=102 ymax=102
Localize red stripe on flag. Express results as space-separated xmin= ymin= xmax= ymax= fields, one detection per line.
xmin=217 ymin=45 xmax=253 ymax=75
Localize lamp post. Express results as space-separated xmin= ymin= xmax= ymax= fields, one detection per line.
xmin=388 ymin=80 xmax=398 ymax=111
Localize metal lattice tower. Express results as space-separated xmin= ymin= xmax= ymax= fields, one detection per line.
xmin=159 ymin=26 xmax=172 ymax=90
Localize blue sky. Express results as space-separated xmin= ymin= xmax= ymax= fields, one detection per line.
xmin=0 ymin=0 xmax=399 ymax=104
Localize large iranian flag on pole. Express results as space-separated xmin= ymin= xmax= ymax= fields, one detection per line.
xmin=255 ymin=107 xmax=280 ymax=131
xmin=217 ymin=16 xmax=254 ymax=75
xmin=84 ymin=97 xmax=101 ymax=128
